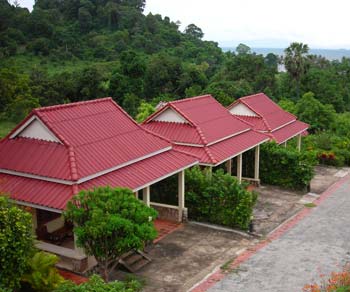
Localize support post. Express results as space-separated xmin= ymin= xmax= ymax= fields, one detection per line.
xmin=204 ymin=166 xmax=213 ymax=178
xmin=226 ymin=159 xmax=232 ymax=175
xmin=178 ymin=170 xmax=185 ymax=222
xmin=254 ymin=145 xmax=260 ymax=180
xmin=237 ymin=154 xmax=242 ymax=183
xmin=283 ymin=141 xmax=287 ymax=148
xmin=143 ymin=186 xmax=150 ymax=207
xmin=74 ymin=224 xmax=85 ymax=256
xmin=297 ymin=134 xmax=302 ymax=152
xmin=31 ymin=208 xmax=38 ymax=234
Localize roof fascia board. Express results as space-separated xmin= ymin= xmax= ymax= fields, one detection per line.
xmin=1 ymin=146 xmax=173 ymax=185
xmin=213 ymin=137 xmax=270 ymax=167
xmin=132 ymin=161 xmax=198 ymax=192
xmin=11 ymin=200 xmax=63 ymax=213
xmin=206 ymin=128 xmax=251 ymax=146
xmin=0 ymin=169 xmax=73 ymax=185
xmin=271 ymin=119 xmax=297 ymax=132
xmin=276 ymin=128 xmax=309 ymax=144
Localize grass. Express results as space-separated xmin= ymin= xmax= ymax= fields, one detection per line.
xmin=0 ymin=120 xmax=16 ymax=138
xmin=304 ymin=202 xmax=317 ymax=208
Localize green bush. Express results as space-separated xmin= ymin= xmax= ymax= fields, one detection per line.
xmin=185 ymin=167 xmax=257 ymax=230
xmin=0 ymin=197 xmax=35 ymax=290
xmin=54 ymin=274 xmax=142 ymax=292
xmin=21 ymin=251 xmax=64 ymax=292
xmin=260 ymin=142 xmax=316 ymax=190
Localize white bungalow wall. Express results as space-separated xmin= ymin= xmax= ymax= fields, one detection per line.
xmin=229 ymin=103 xmax=257 ymax=116
xmin=153 ymin=108 xmax=188 ymax=123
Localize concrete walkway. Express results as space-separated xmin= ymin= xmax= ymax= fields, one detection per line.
xmin=207 ymin=177 xmax=350 ymax=292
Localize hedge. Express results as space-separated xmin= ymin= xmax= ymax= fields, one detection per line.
xmin=260 ymin=142 xmax=316 ymax=190
xmin=185 ymin=167 xmax=257 ymax=230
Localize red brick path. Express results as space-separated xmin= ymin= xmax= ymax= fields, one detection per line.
xmin=191 ymin=175 xmax=350 ymax=292
xmin=58 ymin=269 xmax=88 ymax=284
xmin=154 ymin=219 xmax=183 ymax=243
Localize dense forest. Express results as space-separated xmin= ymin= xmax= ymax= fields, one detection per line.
xmin=1 ymin=0 xmax=350 ymax=165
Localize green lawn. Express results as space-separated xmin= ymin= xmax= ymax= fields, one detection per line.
xmin=0 ymin=120 xmax=16 ymax=138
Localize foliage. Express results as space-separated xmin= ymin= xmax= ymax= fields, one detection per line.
xmin=303 ymin=265 xmax=350 ymax=292
xmin=135 ymin=101 xmax=155 ymax=122
xmin=295 ymin=92 xmax=336 ymax=132
xmin=64 ymin=187 xmax=158 ymax=282
xmin=283 ymin=42 xmax=310 ymax=97
xmin=54 ymin=274 xmax=142 ymax=292
xmin=0 ymin=197 xmax=35 ymax=290
xmin=260 ymin=142 xmax=316 ymax=190
xmin=0 ymin=120 xmax=16 ymax=138
xmin=185 ymin=167 xmax=257 ymax=230
xmin=21 ymin=251 xmax=64 ymax=292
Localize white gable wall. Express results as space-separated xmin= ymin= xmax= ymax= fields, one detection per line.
xmin=153 ymin=108 xmax=188 ymax=123
xmin=229 ymin=103 xmax=257 ymax=116
xmin=15 ymin=117 xmax=60 ymax=143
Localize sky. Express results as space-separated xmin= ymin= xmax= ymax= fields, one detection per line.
xmin=13 ymin=0 xmax=350 ymax=49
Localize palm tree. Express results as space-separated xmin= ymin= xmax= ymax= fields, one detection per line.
xmin=283 ymin=42 xmax=310 ymax=98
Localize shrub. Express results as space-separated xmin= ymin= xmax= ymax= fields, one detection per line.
xmin=260 ymin=142 xmax=316 ymax=190
xmin=0 ymin=197 xmax=35 ymax=290
xmin=185 ymin=167 xmax=257 ymax=230
xmin=64 ymin=187 xmax=158 ymax=281
xmin=54 ymin=274 xmax=142 ymax=292
xmin=21 ymin=251 xmax=64 ymax=292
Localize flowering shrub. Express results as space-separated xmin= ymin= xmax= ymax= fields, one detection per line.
xmin=303 ymin=266 xmax=350 ymax=292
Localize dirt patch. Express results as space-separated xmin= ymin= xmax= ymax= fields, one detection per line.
xmin=135 ymin=224 xmax=251 ymax=292
xmin=253 ymin=166 xmax=349 ymax=235
xmin=310 ymin=165 xmax=347 ymax=194
xmin=253 ymin=185 xmax=304 ymax=235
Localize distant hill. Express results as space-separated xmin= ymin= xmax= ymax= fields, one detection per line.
xmin=222 ymin=47 xmax=350 ymax=60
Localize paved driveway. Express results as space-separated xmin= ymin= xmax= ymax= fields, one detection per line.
xmin=208 ymin=178 xmax=350 ymax=292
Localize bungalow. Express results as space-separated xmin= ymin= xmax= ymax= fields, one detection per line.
xmin=228 ymin=93 xmax=309 ymax=150
xmin=0 ymin=98 xmax=198 ymax=271
xmin=142 ymin=95 xmax=269 ymax=184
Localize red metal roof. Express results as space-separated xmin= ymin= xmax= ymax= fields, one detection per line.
xmin=143 ymin=95 xmax=269 ymax=165
xmin=1 ymin=98 xmax=171 ymax=180
xmin=271 ymin=120 xmax=309 ymax=144
xmin=0 ymin=98 xmax=198 ymax=210
xmin=0 ymin=150 xmax=196 ymax=210
xmin=174 ymin=130 xmax=269 ymax=165
xmin=144 ymin=95 xmax=251 ymax=145
xmin=228 ymin=93 xmax=297 ymax=131
xmin=228 ymin=93 xmax=309 ymax=143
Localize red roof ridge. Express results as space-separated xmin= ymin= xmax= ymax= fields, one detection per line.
xmin=67 ymin=146 xmax=79 ymax=181
xmin=233 ymin=115 xmax=255 ymax=127
xmin=168 ymin=94 xmax=212 ymax=104
xmin=34 ymin=97 xmax=113 ymax=113
xmin=239 ymin=92 xmax=265 ymax=100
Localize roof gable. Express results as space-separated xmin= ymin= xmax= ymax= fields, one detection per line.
xmin=10 ymin=115 xmax=61 ymax=143
xmin=228 ymin=102 xmax=258 ymax=117
xmin=153 ymin=107 xmax=188 ymax=123
xmin=230 ymin=93 xmax=296 ymax=131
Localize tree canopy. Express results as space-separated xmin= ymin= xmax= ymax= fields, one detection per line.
xmin=64 ymin=186 xmax=158 ymax=282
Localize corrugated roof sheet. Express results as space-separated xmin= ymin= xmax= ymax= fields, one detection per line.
xmin=0 ymin=98 xmax=198 ymax=210
xmin=272 ymin=120 xmax=309 ymax=144
xmin=174 ymin=130 xmax=269 ymax=164
xmin=0 ymin=137 xmax=71 ymax=180
xmin=0 ymin=149 xmax=197 ymax=210
xmin=228 ymin=93 xmax=297 ymax=131
xmin=228 ymin=93 xmax=310 ymax=143
xmin=143 ymin=95 xmax=269 ymax=165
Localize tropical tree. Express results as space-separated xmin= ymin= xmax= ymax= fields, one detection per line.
xmin=64 ymin=187 xmax=158 ymax=282
xmin=0 ymin=197 xmax=35 ymax=290
xmin=135 ymin=100 xmax=155 ymax=122
xmin=283 ymin=42 xmax=310 ymax=98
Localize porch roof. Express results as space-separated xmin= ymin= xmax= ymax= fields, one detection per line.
xmin=0 ymin=149 xmax=197 ymax=211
